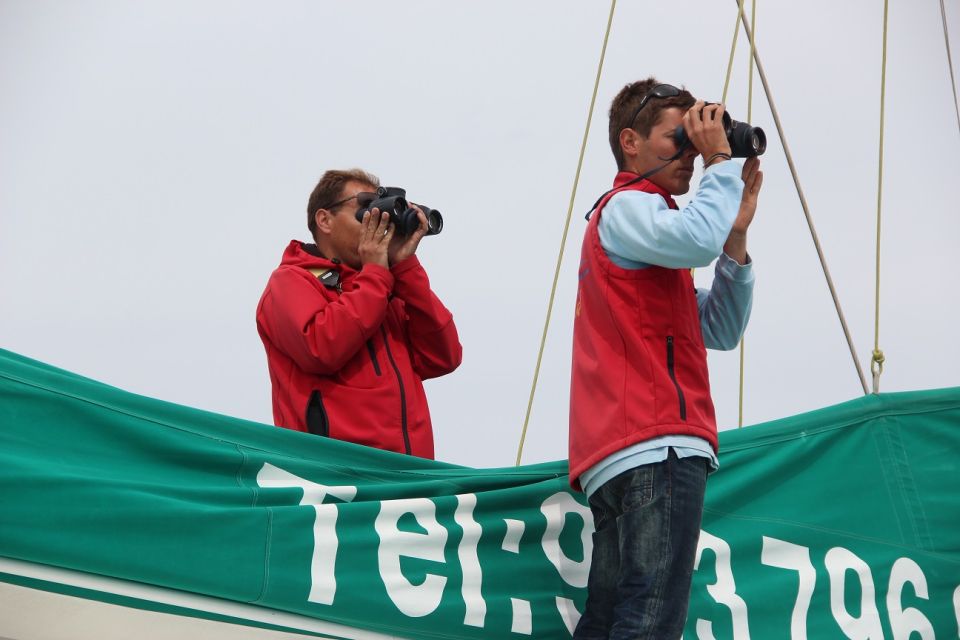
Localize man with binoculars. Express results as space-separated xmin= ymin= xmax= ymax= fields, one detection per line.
xmin=569 ymin=78 xmax=764 ymax=638
xmin=256 ymin=168 xmax=461 ymax=458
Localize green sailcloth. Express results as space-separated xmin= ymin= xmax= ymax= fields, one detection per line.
xmin=0 ymin=348 xmax=957 ymax=638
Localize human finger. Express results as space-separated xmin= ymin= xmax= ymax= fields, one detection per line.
xmin=684 ymin=102 xmax=704 ymax=136
xmin=743 ymin=169 xmax=763 ymax=198
xmin=360 ymin=210 xmax=374 ymax=240
xmin=683 ymin=101 xmax=699 ymax=130
xmin=713 ymin=103 xmax=726 ymax=124
xmin=374 ymin=211 xmax=390 ymax=236
xmin=747 ymin=159 xmax=762 ymax=184
xmin=382 ymin=222 xmax=396 ymax=244
xmin=363 ymin=208 xmax=380 ymax=235
xmin=414 ymin=209 xmax=429 ymax=237
xmin=702 ymin=102 xmax=720 ymax=123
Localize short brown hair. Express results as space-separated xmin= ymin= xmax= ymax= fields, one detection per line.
xmin=608 ymin=78 xmax=696 ymax=170
xmin=306 ymin=168 xmax=380 ymax=237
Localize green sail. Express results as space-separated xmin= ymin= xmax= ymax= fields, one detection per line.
xmin=1 ymin=348 xmax=957 ymax=638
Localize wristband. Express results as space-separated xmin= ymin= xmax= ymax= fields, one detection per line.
xmin=704 ymin=152 xmax=732 ymax=168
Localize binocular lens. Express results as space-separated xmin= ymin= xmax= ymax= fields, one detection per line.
xmin=424 ymin=208 xmax=443 ymax=236
xmin=728 ymin=121 xmax=767 ymax=157
xmin=395 ymin=206 xmax=442 ymax=236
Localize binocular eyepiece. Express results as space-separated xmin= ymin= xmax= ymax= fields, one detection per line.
xmin=674 ymin=107 xmax=767 ymax=158
xmin=354 ymin=186 xmax=443 ymax=237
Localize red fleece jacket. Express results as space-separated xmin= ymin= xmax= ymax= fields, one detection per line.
xmin=256 ymin=240 xmax=462 ymax=458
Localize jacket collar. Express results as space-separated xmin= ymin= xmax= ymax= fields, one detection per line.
xmin=588 ymin=172 xmax=679 ymax=221
xmin=611 ymin=171 xmax=678 ymax=210
xmin=278 ymin=240 xmax=358 ymax=277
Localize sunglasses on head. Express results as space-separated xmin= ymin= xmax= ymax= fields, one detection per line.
xmin=628 ymin=83 xmax=682 ymax=128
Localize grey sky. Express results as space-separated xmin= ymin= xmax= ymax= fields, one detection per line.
xmin=2 ymin=1 xmax=958 ymax=468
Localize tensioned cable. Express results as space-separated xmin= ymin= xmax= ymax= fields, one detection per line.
xmin=515 ymin=0 xmax=618 ymax=466
xmin=722 ymin=0 xmax=744 ymax=103
xmin=941 ymin=0 xmax=960 ymax=136
xmin=747 ymin=0 xmax=756 ymax=122
xmin=721 ymin=0 xmax=756 ymax=426
xmin=732 ymin=0 xmax=870 ymax=394
xmin=871 ymin=0 xmax=890 ymax=393
xmin=722 ymin=2 xmax=743 ymax=424
xmin=738 ymin=0 xmax=757 ymax=428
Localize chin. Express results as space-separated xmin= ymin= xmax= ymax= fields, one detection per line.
xmin=656 ymin=173 xmax=692 ymax=196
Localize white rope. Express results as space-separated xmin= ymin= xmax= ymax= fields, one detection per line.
xmin=732 ymin=0 xmax=870 ymax=394
xmin=515 ymin=0 xmax=618 ymax=465
xmin=941 ymin=0 xmax=960 ymax=136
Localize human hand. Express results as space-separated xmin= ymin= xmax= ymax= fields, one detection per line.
xmin=388 ymin=206 xmax=428 ymax=265
xmin=358 ymin=208 xmax=394 ymax=268
xmin=731 ymin=157 xmax=763 ymax=235
xmin=682 ymin=100 xmax=732 ymax=161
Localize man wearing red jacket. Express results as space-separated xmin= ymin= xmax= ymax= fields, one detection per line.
xmin=570 ymin=79 xmax=763 ymax=638
xmin=256 ymin=168 xmax=461 ymax=458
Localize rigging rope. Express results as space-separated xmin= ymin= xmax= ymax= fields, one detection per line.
xmin=739 ymin=0 xmax=757 ymax=428
xmin=722 ymin=0 xmax=756 ymax=427
xmin=739 ymin=338 xmax=746 ymax=427
xmin=872 ymin=0 xmax=890 ymax=394
xmin=515 ymin=0 xmax=618 ymax=466
xmin=732 ymin=0 xmax=870 ymax=395
xmin=748 ymin=0 xmax=756 ymax=122
xmin=722 ymin=1 xmax=744 ymax=104
xmin=941 ymin=0 xmax=960 ymax=136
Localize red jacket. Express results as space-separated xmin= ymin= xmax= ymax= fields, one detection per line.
xmin=568 ymin=174 xmax=718 ymax=489
xmin=256 ymin=241 xmax=462 ymax=458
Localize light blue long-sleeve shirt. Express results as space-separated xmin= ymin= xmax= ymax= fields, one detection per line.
xmin=580 ymin=161 xmax=755 ymax=497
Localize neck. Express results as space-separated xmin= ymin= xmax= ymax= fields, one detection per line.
xmin=311 ymin=240 xmax=339 ymax=262
xmin=622 ymin=159 xmax=645 ymax=175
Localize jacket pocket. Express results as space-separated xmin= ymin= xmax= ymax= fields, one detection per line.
xmin=366 ymin=340 xmax=382 ymax=376
xmin=305 ymin=390 xmax=330 ymax=437
xmin=666 ymin=336 xmax=687 ymax=421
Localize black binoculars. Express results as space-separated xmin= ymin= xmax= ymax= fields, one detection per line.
xmin=674 ymin=107 xmax=767 ymax=157
xmin=354 ymin=187 xmax=443 ymax=236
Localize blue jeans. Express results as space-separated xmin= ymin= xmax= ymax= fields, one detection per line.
xmin=573 ymin=450 xmax=708 ymax=640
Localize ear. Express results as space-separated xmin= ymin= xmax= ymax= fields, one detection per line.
xmin=619 ymin=127 xmax=644 ymax=160
xmin=314 ymin=209 xmax=333 ymax=235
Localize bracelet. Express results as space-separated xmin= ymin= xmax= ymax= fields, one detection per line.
xmin=704 ymin=152 xmax=732 ymax=168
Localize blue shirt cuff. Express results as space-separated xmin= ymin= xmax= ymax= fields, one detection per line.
xmin=717 ymin=251 xmax=754 ymax=282
xmin=705 ymin=159 xmax=742 ymax=177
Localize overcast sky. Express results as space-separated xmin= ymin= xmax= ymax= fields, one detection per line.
xmin=2 ymin=0 xmax=958 ymax=468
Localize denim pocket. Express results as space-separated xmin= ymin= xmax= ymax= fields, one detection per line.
xmin=618 ymin=465 xmax=655 ymax=512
